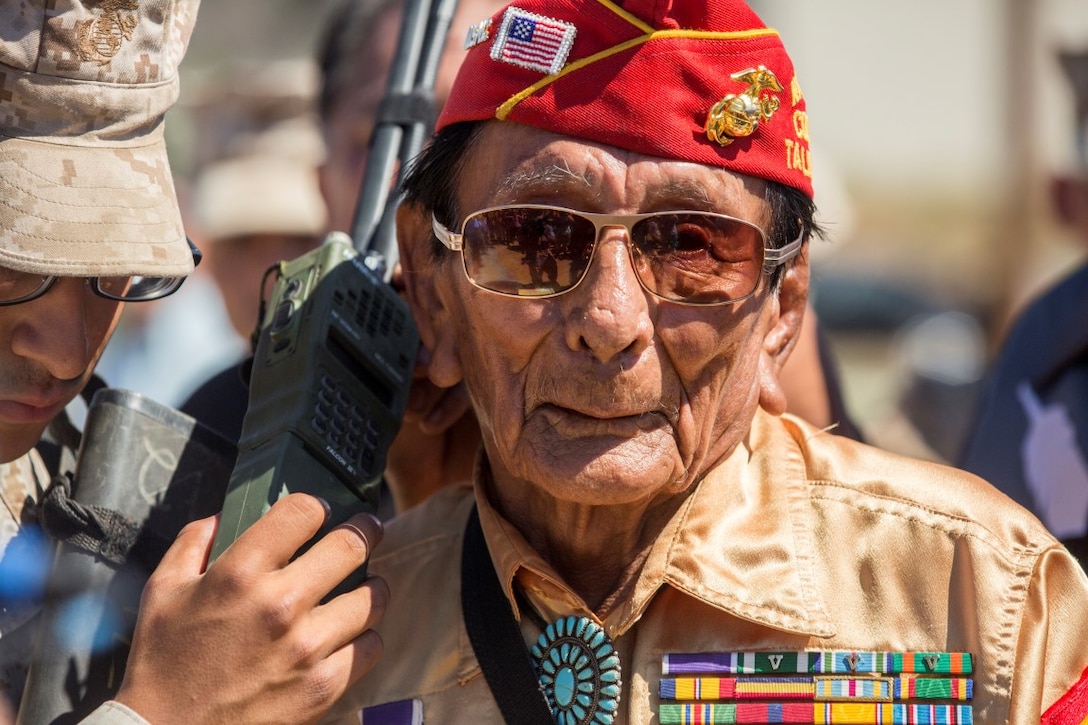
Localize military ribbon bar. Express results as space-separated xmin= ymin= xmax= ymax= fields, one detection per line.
xmin=662 ymin=652 xmax=973 ymax=676
xmin=894 ymin=676 xmax=973 ymax=702
xmin=658 ymin=703 xmax=974 ymax=724
xmin=661 ymin=675 xmax=973 ymax=703
xmin=661 ymin=677 xmax=811 ymax=700
xmin=660 ymin=651 xmax=974 ymax=724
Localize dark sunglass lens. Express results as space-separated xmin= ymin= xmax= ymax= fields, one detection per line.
xmin=631 ymin=214 xmax=764 ymax=304
xmin=464 ymin=209 xmax=594 ymax=296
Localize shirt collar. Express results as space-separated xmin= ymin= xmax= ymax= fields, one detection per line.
xmin=474 ymin=408 xmax=835 ymax=639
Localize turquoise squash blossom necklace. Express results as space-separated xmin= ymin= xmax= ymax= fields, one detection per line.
xmin=530 ymin=615 xmax=622 ymax=725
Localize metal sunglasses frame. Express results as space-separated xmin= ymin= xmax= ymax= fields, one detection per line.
xmin=431 ymin=204 xmax=803 ymax=306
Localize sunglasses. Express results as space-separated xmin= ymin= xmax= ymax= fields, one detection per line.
xmin=432 ymin=205 xmax=802 ymax=305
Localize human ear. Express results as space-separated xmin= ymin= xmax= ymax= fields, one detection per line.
xmin=395 ymin=202 xmax=464 ymax=388
xmin=757 ymin=246 xmax=809 ymax=415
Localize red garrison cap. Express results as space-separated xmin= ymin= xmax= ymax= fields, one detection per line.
xmin=440 ymin=0 xmax=813 ymax=199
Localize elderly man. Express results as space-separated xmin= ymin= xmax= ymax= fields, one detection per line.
xmin=0 ymin=1 xmax=386 ymax=722
xmin=82 ymin=1 xmax=1088 ymax=724
xmin=308 ymin=0 xmax=1086 ymax=723
xmin=186 ymin=0 xmax=857 ymax=529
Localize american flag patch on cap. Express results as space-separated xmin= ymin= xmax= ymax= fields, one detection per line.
xmin=490 ymin=6 xmax=577 ymax=76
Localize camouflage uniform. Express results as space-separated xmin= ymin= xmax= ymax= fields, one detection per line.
xmin=1 ymin=0 xmax=200 ymax=718
xmin=0 ymin=414 xmax=81 ymax=713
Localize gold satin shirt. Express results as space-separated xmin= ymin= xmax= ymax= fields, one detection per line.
xmin=328 ymin=409 xmax=1088 ymax=724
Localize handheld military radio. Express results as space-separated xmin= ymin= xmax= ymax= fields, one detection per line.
xmin=207 ymin=239 xmax=417 ymax=569
xmin=208 ymin=0 xmax=459 ymax=586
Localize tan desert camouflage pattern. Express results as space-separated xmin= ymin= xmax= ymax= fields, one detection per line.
xmin=0 ymin=450 xmax=45 ymax=569
xmin=0 ymin=0 xmax=201 ymax=277
xmin=0 ymin=448 xmax=50 ymax=707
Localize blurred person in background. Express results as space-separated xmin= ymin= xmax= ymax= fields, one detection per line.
xmin=958 ymin=47 xmax=1088 ymax=567
xmin=97 ymin=60 xmax=329 ymax=410
xmin=192 ymin=151 xmax=326 ymax=345
xmin=187 ymin=60 xmax=329 ymax=347
xmin=180 ymin=93 xmax=329 ymax=438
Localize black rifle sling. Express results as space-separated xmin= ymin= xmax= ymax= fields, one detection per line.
xmin=461 ymin=505 xmax=554 ymax=724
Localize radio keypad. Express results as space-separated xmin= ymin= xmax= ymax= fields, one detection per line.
xmin=311 ymin=373 xmax=381 ymax=476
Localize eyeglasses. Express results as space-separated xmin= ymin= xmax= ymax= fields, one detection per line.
xmin=0 ymin=239 xmax=201 ymax=307
xmin=431 ymin=205 xmax=802 ymax=305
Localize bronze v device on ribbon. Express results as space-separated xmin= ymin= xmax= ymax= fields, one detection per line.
xmin=208 ymin=0 xmax=459 ymax=586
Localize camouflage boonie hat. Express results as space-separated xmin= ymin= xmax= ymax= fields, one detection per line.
xmin=0 ymin=0 xmax=200 ymax=278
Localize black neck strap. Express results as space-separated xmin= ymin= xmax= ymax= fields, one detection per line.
xmin=461 ymin=505 xmax=554 ymax=724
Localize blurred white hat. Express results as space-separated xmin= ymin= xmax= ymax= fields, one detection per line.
xmin=192 ymin=152 xmax=327 ymax=241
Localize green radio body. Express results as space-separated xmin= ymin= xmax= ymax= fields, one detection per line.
xmin=209 ymin=233 xmax=418 ymax=584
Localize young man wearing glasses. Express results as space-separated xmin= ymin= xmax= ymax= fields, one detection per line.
xmin=0 ymin=1 xmax=388 ymax=722
xmin=0 ymin=0 xmax=200 ymax=709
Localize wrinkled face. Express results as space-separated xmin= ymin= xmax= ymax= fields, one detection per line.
xmin=406 ymin=123 xmax=806 ymax=508
xmin=0 ymin=277 xmax=123 ymax=462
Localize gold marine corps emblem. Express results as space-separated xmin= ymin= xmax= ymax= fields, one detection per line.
xmin=76 ymin=0 xmax=140 ymax=66
xmin=705 ymin=66 xmax=783 ymax=146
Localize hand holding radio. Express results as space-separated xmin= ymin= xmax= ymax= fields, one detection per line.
xmin=207 ymin=0 xmax=455 ymax=580
xmin=115 ymin=494 xmax=388 ymax=725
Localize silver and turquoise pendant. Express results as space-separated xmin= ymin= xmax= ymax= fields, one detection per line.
xmin=530 ymin=615 xmax=621 ymax=725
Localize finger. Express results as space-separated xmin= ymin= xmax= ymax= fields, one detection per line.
xmin=305 ymin=629 xmax=386 ymax=713
xmin=219 ymin=493 xmax=330 ymax=572
xmin=155 ymin=515 xmax=219 ymax=582
xmin=334 ymin=629 xmax=386 ymax=689
xmin=314 ymin=574 xmax=390 ymax=653
xmin=288 ymin=512 xmax=384 ymax=600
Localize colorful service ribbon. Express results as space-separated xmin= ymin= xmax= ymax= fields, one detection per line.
xmin=660 ymin=675 xmax=972 ymax=702
xmin=661 ymin=652 xmax=973 ymax=677
xmin=659 ymin=651 xmax=974 ymax=725
xmin=658 ymin=702 xmax=974 ymax=724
